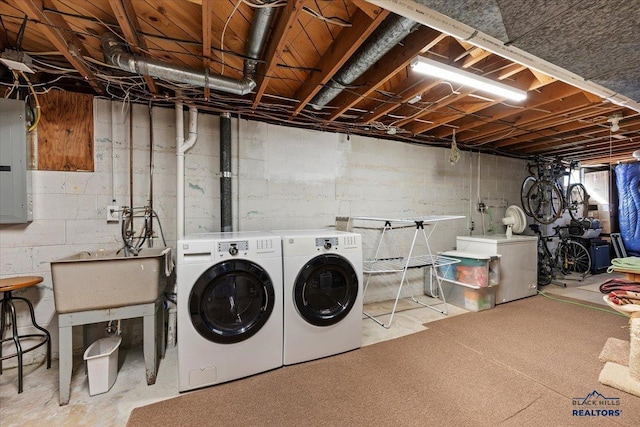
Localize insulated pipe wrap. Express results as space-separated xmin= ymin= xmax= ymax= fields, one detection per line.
xmin=220 ymin=113 xmax=232 ymax=232
xmin=310 ymin=14 xmax=420 ymax=109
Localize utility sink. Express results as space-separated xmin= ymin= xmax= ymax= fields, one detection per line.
xmin=51 ymin=247 xmax=173 ymax=314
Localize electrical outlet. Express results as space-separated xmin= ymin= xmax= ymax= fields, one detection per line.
xmin=107 ymin=205 xmax=120 ymax=222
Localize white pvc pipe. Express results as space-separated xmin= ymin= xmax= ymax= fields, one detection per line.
xmin=176 ymin=103 xmax=198 ymax=241
xmin=365 ymin=0 xmax=640 ymax=113
xmin=111 ymin=102 xmax=118 ymax=203
xmin=176 ymin=101 xmax=185 ymax=241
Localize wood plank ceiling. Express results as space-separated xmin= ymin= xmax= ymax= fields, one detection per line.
xmin=1 ymin=0 xmax=638 ymax=166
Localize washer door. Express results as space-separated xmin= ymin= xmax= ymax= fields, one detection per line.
xmin=189 ymin=259 xmax=275 ymax=344
xmin=293 ymin=254 xmax=359 ymax=327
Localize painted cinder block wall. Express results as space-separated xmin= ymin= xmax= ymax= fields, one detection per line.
xmin=0 ymin=98 xmax=529 ymax=363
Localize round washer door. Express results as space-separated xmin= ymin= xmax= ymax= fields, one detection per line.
xmin=293 ymin=254 xmax=359 ymax=327
xmin=189 ymin=259 xmax=275 ymax=344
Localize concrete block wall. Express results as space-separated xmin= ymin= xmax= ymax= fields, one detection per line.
xmin=0 ymin=98 xmax=529 ymax=364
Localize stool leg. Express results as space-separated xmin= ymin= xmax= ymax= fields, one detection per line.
xmin=6 ymin=300 xmax=24 ymax=393
xmin=0 ymin=297 xmax=6 ymax=374
xmin=15 ymin=296 xmax=51 ymax=369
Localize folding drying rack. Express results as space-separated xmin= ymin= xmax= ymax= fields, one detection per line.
xmin=351 ymin=215 xmax=464 ymax=328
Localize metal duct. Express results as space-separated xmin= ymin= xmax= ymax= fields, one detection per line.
xmin=101 ymin=0 xmax=278 ymax=97
xmin=310 ymin=13 xmax=420 ymax=109
xmin=220 ymin=113 xmax=232 ymax=232
xmin=102 ymin=33 xmax=255 ymax=95
xmin=244 ymin=3 xmax=278 ymax=79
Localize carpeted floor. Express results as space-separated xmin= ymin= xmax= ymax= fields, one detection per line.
xmin=128 ymin=295 xmax=640 ymax=426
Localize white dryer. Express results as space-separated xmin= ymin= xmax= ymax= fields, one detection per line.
xmin=176 ymin=232 xmax=282 ymax=392
xmin=277 ymin=230 xmax=363 ymax=365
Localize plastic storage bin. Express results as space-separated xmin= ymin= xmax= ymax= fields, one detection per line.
xmin=436 ymin=251 xmax=500 ymax=312
xmin=83 ymin=336 xmax=122 ymax=396
xmin=438 ymin=251 xmax=500 ymax=287
xmin=440 ymin=281 xmax=496 ymax=311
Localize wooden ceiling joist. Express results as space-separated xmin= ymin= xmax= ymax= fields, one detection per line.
xmin=15 ymin=0 xmax=105 ymax=94
xmin=326 ymin=28 xmax=445 ymax=122
xmin=462 ymin=93 xmax=602 ymax=146
xmin=252 ymin=0 xmax=306 ymax=109
xmin=108 ymin=0 xmax=158 ymax=94
xmin=496 ymin=107 xmax=629 ymax=151
xmin=429 ymin=82 xmax=581 ymax=140
xmin=291 ymin=8 xmax=389 ymax=117
xmin=201 ymin=0 xmax=212 ymax=100
xmin=360 ymin=78 xmax=441 ymax=124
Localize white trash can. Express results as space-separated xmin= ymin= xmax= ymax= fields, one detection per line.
xmin=83 ymin=336 xmax=122 ymax=396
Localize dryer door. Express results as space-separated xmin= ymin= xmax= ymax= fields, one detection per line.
xmin=293 ymin=254 xmax=358 ymax=327
xmin=189 ymin=259 xmax=275 ymax=344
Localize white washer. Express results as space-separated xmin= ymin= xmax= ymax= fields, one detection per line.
xmin=177 ymin=232 xmax=282 ymax=392
xmin=276 ymin=230 xmax=363 ymax=365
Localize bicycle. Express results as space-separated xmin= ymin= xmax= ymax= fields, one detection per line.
xmin=529 ymin=223 xmax=592 ymax=286
xmin=520 ymin=158 xmax=589 ymax=225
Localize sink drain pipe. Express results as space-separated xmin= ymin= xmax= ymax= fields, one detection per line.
xmin=176 ymin=101 xmax=198 ymax=240
xmin=220 ymin=112 xmax=232 ymax=232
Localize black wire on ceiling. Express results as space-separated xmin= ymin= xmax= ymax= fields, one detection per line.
xmin=0 ymin=15 xmax=14 ymax=47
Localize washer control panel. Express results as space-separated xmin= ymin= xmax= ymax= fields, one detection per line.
xmin=316 ymin=237 xmax=339 ymax=250
xmin=218 ymin=240 xmax=249 ymax=255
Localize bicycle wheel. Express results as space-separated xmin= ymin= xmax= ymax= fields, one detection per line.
xmin=537 ymin=257 xmax=553 ymax=286
xmin=520 ymin=176 xmax=537 ymax=216
xmin=557 ymin=240 xmax=591 ymax=275
xmin=526 ymin=179 xmax=563 ymax=224
xmin=567 ymin=183 xmax=589 ymax=221
xmin=535 ymin=239 xmax=553 ymax=286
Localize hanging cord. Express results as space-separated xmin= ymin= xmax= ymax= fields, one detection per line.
xmin=449 ymin=129 xmax=460 ymax=165
xmin=152 ymin=210 xmax=168 ymax=247
xmin=19 ymin=71 xmax=41 ymax=132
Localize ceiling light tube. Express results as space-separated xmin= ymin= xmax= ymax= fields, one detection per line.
xmin=410 ymin=56 xmax=527 ymax=102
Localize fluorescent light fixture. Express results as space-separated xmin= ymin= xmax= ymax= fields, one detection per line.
xmin=410 ymin=56 xmax=527 ymax=102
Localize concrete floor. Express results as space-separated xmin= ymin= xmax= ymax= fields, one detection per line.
xmin=0 ymin=272 xmax=622 ymax=426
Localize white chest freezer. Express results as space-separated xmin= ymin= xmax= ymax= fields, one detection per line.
xmin=456 ymin=234 xmax=538 ymax=304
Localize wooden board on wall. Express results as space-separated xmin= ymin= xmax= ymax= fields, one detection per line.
xmin=37 ymin=90 xmax=93 ymax=171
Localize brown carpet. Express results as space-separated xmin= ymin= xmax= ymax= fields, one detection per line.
xmin=128 ymin=295 xmax=640 ymax=427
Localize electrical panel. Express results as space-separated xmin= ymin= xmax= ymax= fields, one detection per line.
xmin=0 ymin=98 xmax=32 ymax=223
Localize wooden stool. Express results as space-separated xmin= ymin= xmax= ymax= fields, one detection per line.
xmin=0 ymin=276 xmax=52 ymax=393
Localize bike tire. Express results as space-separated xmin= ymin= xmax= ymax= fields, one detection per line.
xmin=557 ymin=240 xmax=591 ymax=275
xmin=520 ymin=176 xmax=537 ymax=217
xmin=526 ymin=179 xmax=563 ymax=224
xmin=535 ymin=237 xmax=554 ymax=286
xmin=567 ymin=183 xmax=589 ymax=221
xmin=537 ymin=262 xmax=553 ymax=286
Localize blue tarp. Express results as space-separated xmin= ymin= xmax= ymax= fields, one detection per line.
xmin=615 ymin=163 xmax=640 ymax=255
